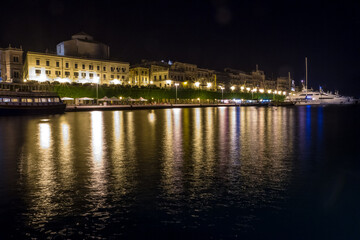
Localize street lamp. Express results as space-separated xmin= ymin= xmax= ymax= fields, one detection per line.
xmin=175 ymin=83 xmax=179 ymax=103
xmin=220 ymin=86 xmax=224 ymax=103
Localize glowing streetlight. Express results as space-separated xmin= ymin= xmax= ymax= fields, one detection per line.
xmin=240 ymin=86 xmax=245 ymax=91
xmin=175 ymin=83 xmax=179 ymax=103
xmin=230 ymin=86 xmax=235 ymax=91
xmin=259 ymin=89 xmax=264 ymax=93
xmin=220 ymin=86 xmax=224 ymax=102
xmin=246 ymin=87 xmax=251 ymax=92
xmin=195 ymin=82 xmax=200 ymax=88
xmin=267 ymin=89 xmax=272 ymax=94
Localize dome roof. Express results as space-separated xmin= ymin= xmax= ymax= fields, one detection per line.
xmin=71 ymin=32 xmax=94 ymax=41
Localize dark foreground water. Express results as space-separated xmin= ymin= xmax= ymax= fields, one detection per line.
xmin=0 ymin=106 xmax=360 ymax=239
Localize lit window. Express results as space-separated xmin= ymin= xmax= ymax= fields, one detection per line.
xmin=90 ymin=73 xmax=94 ymax=78
xmin=74 ymin=72 xmax=79 ymax=78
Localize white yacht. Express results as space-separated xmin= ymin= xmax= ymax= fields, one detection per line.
xmin=287 ymin=89 xmax=355 ymax=105
xmin=286 ymin=57 xmax=357 ymax=105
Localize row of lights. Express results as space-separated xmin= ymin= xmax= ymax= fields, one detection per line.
xmin=220 ymin=86 xmax=288 ymax=95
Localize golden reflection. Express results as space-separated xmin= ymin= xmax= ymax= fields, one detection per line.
xmin=39 ymin=123 xmax=51 ymax=149
xmin=113 ymin=111 xmax=121 ymax=140
xmin=148 ymin=111 xmax=156 ymax=123
xmin=59 ymin=120 xmax=73 ymax=189
xmin=89 ymin=111 xmax=108 ymax=215
xmin=91 ymin=111 xmax=104 ymax=163
xmin=161 ymin=108 xmax=184 ymax=197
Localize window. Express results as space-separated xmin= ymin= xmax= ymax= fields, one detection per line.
xmin=13 ymin=71 xmax=19 ymax=78
xmin=27 ymin=98 xmax=33 ymax=103
xmin=65 ymin=62 xmax=69 ymax=68
xmin=65 ymin=71 xmax=70 ymax=76
xmin=122 ymin=68 xmax=126 ymax=73
xmin=81 ymin=73 xmax=86 ymax=78
xmin=82 ymin=64 xmax=85 ymax=70
xmin=117 ymin=67 xmax=120 ymax=72
xmin=55 ymin=71 xmax=61 ymax=76
xmin=41 ymin=98 xmax=47 ymax=103
xmin=56 ymin=62 xmax=60 ymax=67
xmin=159 ymin=76 xmax=162 ymax=80
xmin=75 ymin=63 xmax=78 ymax=69
xmin=117 ymin=75 xmax=119 ymax=79
xmin=103 ymin=66 xmax=106 ymax=71
xmin=89 ymin=65 xmax=93 ymax=70
xmin=45 ymin=70 xmax=51 ymax=75
xmin=11 ymin=98 xmax=19 ymax=103
xmin=74 ymin=72 xmax=79 ymax=78
xmin=13 ymin=56 xmax=19 ymax=62
xmin=111 ymin=75 xmax=114 ymax=79
xmin=35 ymin=69 xmax=41 ymax=75
xmin=111 ymin=67 xmax=114 ymax=72
xmin=164 ymin=75 xmax=167 ymax=79
xmin=90 ymin=73 xmax=94 ymax=78
xmin=103 ymin=74 xmax=106 ymax=79
xmin=36 ymin=60 xmax=40 ymax=65
xmin=46 ymin=60 xmax=50 ymax=66
xmin=121 ymin=75 xmax=125 ymax=79
xmin=97 ymin=66 xmax=100 ymax=71
xmin=154 ymin=76 xmax=157 ymax=81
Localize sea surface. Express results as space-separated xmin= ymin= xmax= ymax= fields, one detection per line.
xmin=0 ymin=106 xmax=360 ymax=239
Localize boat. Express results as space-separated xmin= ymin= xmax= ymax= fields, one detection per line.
xmin=0 ymin=90 xmax=66 ymax=115
xmin=286 ymin=57 xmax=357 ymax=105
xmin=287 ymin=89 xmax=356 ymax=105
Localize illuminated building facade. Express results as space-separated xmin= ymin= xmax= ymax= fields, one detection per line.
xmin=276 ymin=76 xmax=291 ymax=91
xmin=0 ymin=46 xmax=23 ymax=83
xmin=23 ymin=52 xmax=129 ymax=84
xmin=129 ymin=67 xmax=150 ymax=86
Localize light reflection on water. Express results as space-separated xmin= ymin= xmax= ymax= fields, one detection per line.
xmin=2 ymin=106 xmax=359 ymax=238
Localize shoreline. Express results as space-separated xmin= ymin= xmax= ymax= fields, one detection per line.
xmin=65 ymin=102 xmax=294 ymax=112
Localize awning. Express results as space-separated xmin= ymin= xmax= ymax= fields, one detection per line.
xmin=77 ymin=97 xmax=94 ymax=101
xmin=61 ymin=97 xmax=74 ymax=100
xmin=98 ymin=96 xmax=111 ymax=101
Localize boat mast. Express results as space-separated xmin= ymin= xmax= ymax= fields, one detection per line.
xmin=305 ymin=57 xmax=308 ymax=95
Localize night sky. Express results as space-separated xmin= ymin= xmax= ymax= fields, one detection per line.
xmin=1 ymin=0 xmax=359 ymax=96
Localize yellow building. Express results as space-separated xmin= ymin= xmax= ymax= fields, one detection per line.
xmin=23 ymin=52 xmax=129 ymax=84
xmin=129 ymin=67 xmax=150 ymax=86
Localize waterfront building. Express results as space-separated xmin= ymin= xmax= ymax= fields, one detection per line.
xmin=57 ymin=32 xmax=110 ymax=59
xmin=23 ymin=51 xmax=129 ymax=84
xmin=276 ymin=76 xmax=291 ymax=91
xmin=196 ymin=68 xmax=216 ymax=90
xmin=23 ymin=33 xmax=129 ymax=84
xmin=129 ymin=67 xmax=150 ymax=86
xmin=0 ymin=45 xmax=23 ymax=83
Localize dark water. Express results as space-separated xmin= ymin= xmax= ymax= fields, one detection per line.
xmin=0 ymin=106 xmax=360 ymax=239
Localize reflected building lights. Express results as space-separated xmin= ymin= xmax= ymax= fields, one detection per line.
xmin=91 ymin=111 xmax=104 ymax=163
xmin=39 ymin=123 xmax=51 ymax=149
